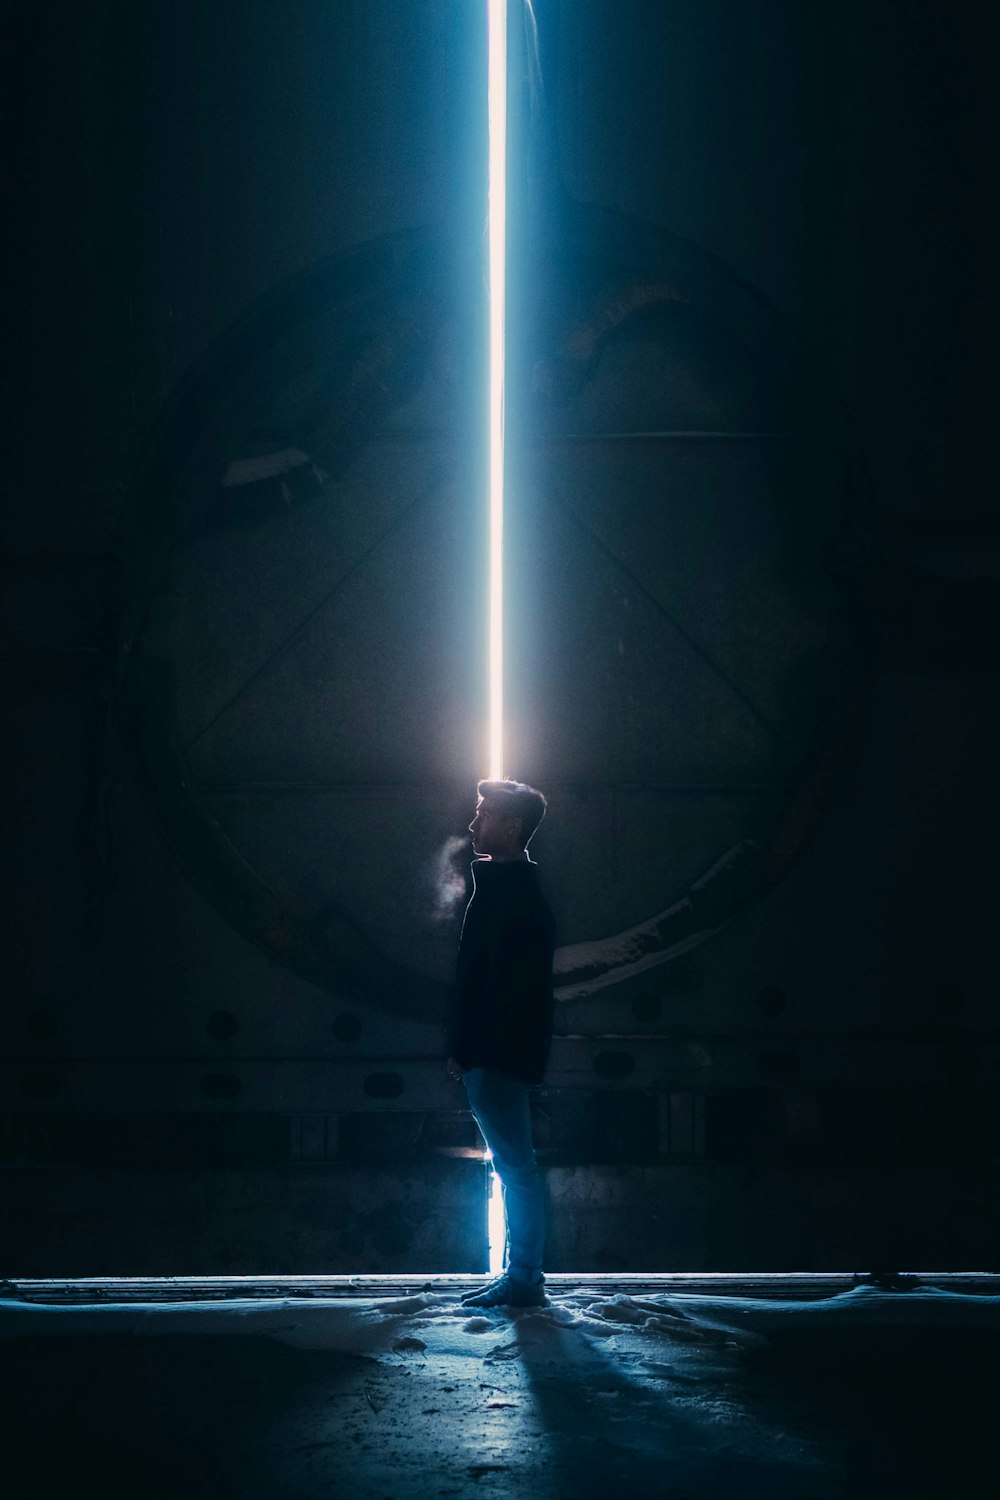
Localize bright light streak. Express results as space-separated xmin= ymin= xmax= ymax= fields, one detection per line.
xmin=486 ymin=1153 xmax=507 ymax=1275
xmin=487 ymin=0 xmax=507 ymax=780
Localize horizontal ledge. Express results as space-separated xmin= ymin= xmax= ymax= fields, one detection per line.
xmin=7 ymin=1271 xmax=999 ymax=1304
xmin=198 ymin=781 xmax=783 ymax=796
xmin=368 ymin=429 xmax=795 ymax=443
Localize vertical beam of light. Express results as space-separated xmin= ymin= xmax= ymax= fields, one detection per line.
xmin=486 ymin=1153 xmax=507 ymax=1274
xmin=487 ymin=0 xmax=507 ymax=780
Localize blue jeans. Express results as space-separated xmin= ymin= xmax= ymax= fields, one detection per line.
xmin=463 ymin=1066 xmax=546 ymax=1282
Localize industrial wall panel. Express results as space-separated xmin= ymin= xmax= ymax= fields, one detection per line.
xmin=4 ymin=1160 xmax=489 ymax=1277
xmin=5 ymin=1036 xmax=995 ymax=1112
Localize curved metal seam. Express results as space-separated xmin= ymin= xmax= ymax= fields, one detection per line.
xmin=181 ymin=474 xmax=448 ymax=754
xmin=552 ymin=492 xmax=783 ymax=742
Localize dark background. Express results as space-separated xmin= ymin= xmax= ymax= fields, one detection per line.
xmin=2 ymin=0 xmax=997 ymax=1275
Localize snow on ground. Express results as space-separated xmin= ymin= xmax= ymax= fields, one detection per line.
xmin=3 ymin=1283 xmax=999 ymax=1356
xmin=2 ymin=1286 xmax=999 ymax=1498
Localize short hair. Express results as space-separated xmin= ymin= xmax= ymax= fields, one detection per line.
xmin=477 ymin=778 xmax=548 ymax=847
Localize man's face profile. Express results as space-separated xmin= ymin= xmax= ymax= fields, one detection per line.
xmin=468 ymin=796 xmax=521 ymax=859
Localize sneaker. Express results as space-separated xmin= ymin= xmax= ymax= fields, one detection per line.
xmin=460 ymin=1274 xmax=508 ymax=1305
xmin=461 ymin=1273 xmax=547 ymax=1309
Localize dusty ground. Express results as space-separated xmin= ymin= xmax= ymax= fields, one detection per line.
xmin=1 ymin=1289 xmax=996 ymax=1497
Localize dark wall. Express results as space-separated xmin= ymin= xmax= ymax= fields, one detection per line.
xmin=2 ymin=1 xmax=997 ymax=1274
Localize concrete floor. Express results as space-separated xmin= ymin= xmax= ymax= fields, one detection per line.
xmin=2 ymin=1281 xmax=997 ymax=1498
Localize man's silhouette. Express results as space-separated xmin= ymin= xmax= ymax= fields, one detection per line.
xmin=447 ymin=778 xmax=556 ymax=1308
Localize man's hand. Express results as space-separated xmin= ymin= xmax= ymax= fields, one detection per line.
xmin=446 ymin=1056 xmax=466 ymax=1082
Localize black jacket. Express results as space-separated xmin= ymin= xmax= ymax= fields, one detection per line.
xmin=448 ymin=858 xmax=556 ymax=1085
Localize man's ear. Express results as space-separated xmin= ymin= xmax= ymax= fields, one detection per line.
xmin=506 ymin=814 xmax=525 ymax=847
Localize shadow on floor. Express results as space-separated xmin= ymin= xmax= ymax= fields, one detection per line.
xmin=1 ymin=1314 xmax=997 ymax=1498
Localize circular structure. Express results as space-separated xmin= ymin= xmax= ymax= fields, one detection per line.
xmin=119 ymin=210 xmax=871 ymax=1017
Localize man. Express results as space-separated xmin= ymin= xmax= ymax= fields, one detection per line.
xmin=447 ymin=777 xmax=556 ymax=1309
